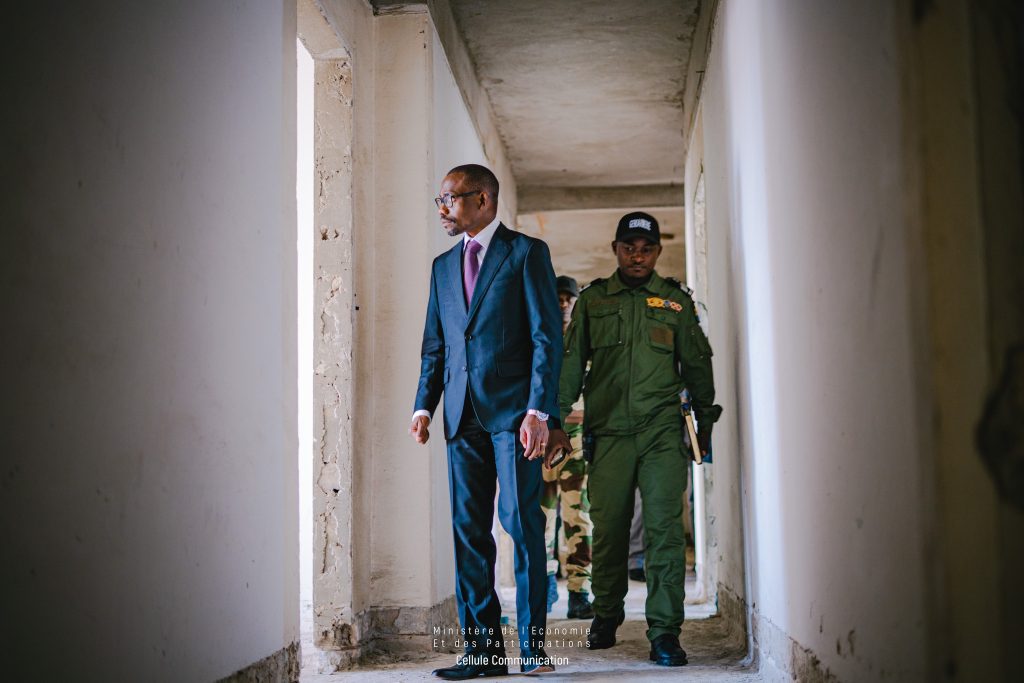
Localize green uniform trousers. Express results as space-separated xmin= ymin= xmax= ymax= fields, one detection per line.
xmin=588 ymin=416 xmax=688 ymax=641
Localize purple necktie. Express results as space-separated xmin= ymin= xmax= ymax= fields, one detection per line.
xmin=463 ymin=239 xmax=482 ymax=305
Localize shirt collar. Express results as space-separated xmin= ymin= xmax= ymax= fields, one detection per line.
xmin=607 ymin=269 xmax=663 ymax=295
xmin=464 ymin=215 xmax=501 ymax=252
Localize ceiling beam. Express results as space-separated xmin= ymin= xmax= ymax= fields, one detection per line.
xmin=518 ymin=184 xmax=685 ymax=214
xmin=368 ymin=0 xmax=427 ymax=16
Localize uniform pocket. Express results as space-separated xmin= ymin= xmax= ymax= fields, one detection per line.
xmin=588 ymin=305 xmax=621 ymax=349
xmin=646 ymin=308 xmax=675 ymax=352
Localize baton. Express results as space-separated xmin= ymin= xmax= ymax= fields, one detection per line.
xmin=681 ymin=397 xmax=703 ymax=464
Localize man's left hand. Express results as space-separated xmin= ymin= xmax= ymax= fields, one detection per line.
xmin=544 ymin=429 xmax=573 ymax=468
xmin=520 ymin=414 xmax=550 ymax=461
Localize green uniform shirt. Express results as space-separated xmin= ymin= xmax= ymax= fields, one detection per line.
xmin=559 ymin=270 xmax=722 ymax=436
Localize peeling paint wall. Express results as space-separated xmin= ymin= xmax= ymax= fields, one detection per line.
xmin=312 ymin=53 xmax=357 ymax=648
xmin=298 ymin=0 xmax=367 ymax=670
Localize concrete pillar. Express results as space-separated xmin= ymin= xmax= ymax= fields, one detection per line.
xmin=298 ymin=0 xmax=361 ymax=670
xmin=311 ymin=52 xmax=358 ymax=659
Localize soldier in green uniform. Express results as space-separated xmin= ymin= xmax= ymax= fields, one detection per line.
xmin=545 ymin=211 xmax=722 ymax=667
xmin=540 ymin=275 xmax=594 ymax=619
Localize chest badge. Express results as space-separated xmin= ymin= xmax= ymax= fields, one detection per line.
xmin=647 ymin=296 xmax=683 ymax=312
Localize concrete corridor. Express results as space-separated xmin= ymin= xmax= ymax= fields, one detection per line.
xmin=3 ymin=1 xmax=1022 ymax=682
xmin=302 ymin=580 xmax=754 ymax=682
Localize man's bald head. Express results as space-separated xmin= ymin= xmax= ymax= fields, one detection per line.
xmin=447 ymin=164 xmax=499 ymax=205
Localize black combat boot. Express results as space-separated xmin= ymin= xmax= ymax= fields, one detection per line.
xmin=566 ymin=590 xmax=594 ymax=619
xmin=586 ymin=611 xmax=624 ymax=649
xmin=649 ymin=634 xmax=688 ymax=666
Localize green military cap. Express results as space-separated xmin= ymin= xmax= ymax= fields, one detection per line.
xmin=556 ymin=275 xmax=579 ymax=298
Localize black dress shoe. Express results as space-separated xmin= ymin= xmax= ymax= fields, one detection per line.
xmin=566 ymin=590 xmax=594 ymax=619
xmin=586 ymin=611 xmax=624 ymax=649
xmin=649 ymin=634 xmax=688 ymax=666
xmin=432 ymin=655 xmax=508 ymax=679
xmin=519 ymin=648 xmax=555 ymax=675
xmin=628 ymin=567 xmax=646 ymax=582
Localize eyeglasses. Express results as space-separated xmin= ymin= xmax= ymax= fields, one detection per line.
xmin=434 ymin=190 xmax=482 ymax=209
xmin=617 ymin=244 xmax=659 ymax=257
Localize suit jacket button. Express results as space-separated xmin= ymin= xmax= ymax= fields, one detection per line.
xmin=465 ymin=334 xmax=472 ymax=340
xmin=461 ymin=366 xmax=467 ymax=371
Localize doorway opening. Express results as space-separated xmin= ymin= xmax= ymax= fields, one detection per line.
xmin=296 ymin=34 xmax=315 ymax=671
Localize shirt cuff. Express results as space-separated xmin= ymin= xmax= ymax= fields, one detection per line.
xmin=527 ymin=409 xmax=549 ymax=421
xmin=411 ymin=410 xmax=431 ymax=423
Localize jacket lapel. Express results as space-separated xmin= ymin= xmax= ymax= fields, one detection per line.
xmin=467 ymin=223 xmax=512 ymax=323
xmin=442 ymin=241 xmax=468 ymax=319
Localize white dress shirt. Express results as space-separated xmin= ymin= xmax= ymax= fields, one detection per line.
xmin=412 ymin=217 xmax=549 ymax=426
xmin=462 ymin=215 xmax=500 ymax=270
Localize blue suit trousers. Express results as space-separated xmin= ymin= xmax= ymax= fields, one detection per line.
xmin=446 ymin=397 xmax=547 ymax=657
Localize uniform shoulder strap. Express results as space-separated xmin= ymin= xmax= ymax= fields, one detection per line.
xmin=582 ymin=277 xmax=606 ymax=291
xmin=664 ymin=277 xmax=693 ymax=297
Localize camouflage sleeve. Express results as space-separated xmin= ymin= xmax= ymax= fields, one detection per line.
xmin=676 ymin=295 xmax=722 ymax=429
xmin=559 ymin=292 xmax=590 ymax=425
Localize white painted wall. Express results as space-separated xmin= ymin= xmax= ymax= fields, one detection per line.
xmin=364 ymin=11 xmax=439 ymax=610
xmin=0 ymin=2 xmax=299 ymax=681
xmin=696 ymin=1 xmax=927 ymax=679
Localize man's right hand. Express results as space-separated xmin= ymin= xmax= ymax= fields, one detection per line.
xmin=410 ymin=415 xmax=430 ymax=444
xmin=697 ymin=427 xmax=711 ymax=458
xmin=544 ymin=429 xmax=573 ymax=468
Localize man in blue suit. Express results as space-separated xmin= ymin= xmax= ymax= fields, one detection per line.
xmin=411 ymin=164 xmax=562 ymax=679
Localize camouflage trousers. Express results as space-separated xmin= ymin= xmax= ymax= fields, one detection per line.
xmin=540 ymin=434 xmax=593 ymax=593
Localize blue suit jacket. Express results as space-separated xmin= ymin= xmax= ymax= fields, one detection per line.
xmin=414 ymin=223 xmax=562 ymax=440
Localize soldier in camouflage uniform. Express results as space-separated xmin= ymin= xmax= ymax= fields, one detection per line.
xmin=540 ymin=275 xmax=595 ymax=619
xmin=546 ymin=212 xmax=722 ymax=667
